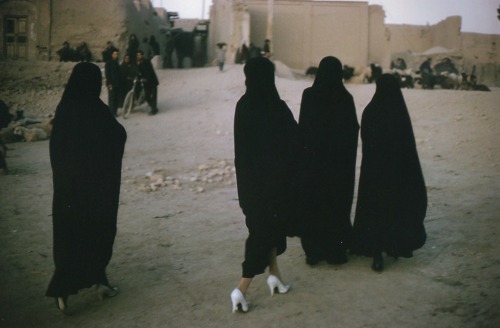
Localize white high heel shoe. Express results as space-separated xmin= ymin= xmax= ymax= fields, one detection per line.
xmin=231 ymin=288 xmax=249 ymax=313
xmin=267 ymin=275 xmax=291 ymax=296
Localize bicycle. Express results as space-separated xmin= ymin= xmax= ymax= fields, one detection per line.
xmin=122 ymin=77 xmax=146 ymax=119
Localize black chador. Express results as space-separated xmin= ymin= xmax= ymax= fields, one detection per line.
xmin=351 ymin=73 xmax=427 ymax=272
xmin=234 ymin=57 xmax=300 ymax=278
xmin=46 ymin=63 xmax=127 ymax=300
xmin=296 ymin=56 xmax=359 ymax=265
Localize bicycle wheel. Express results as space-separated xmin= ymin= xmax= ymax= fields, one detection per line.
xmin=122 ymin=90 xmax=135 ymax=119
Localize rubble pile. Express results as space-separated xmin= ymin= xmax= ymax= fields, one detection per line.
xmin=125 ymin=159 xmax=236 ymax=194
xmin=0 ymin=61 xmax=101 ymax=120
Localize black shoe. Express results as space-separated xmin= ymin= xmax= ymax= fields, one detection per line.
xmin=148 ymin=109 xmax=158 ymax=116
xmin=371 ymin=253 xmax=383 ymax=272
xmin=305 ymin=256 xmax=321 ymax=266
xmin=387 ymin=249 xmax=413 ymax=259
xmin=326 ymin=249 xmax=348 ymax=265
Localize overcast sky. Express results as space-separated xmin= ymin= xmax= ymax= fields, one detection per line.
xmin=152 ymin=0 xmax=500 ymax=35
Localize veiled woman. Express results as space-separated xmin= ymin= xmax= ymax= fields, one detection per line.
xmin=46 ymin=62 xmax=127 ymax=313
xmin=297 ymin=56 xmax=359 ymax=265
xmin=351 ymin=73 xmax=427 ymax=272
xmin=126 ymin=33 xmax=139 ymax=63
xmin=231 ymin=57 xmax=300 ymax=313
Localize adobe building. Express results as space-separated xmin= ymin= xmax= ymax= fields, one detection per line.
xmin=1 ymin=0 xmax=498 ymax=85
xmin=0 ymin=0 xmax=168 ymax=62
xmin=208 ymin=0 xmax=500 ymax=86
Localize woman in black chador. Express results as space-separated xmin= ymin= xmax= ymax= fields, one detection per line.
xmin=351 ymin=73 xmax=427 ymax=272
xmin=297 ymin=56 xmax=359 ymax=265
xmin=46 ymin=62 xmax=127 ymax=313
xmin=231 ymin=57 xmax=299 ymax=313
xmin=126 ymin=33 xmax=139 ymax=63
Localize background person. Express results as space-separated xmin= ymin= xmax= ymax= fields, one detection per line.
xmin=105 ymin=50 xmax=122 ymax=116
xmin=102 ymin=41 xmax=118 ymax=63
xmin=148 ymin=35 xmax=160 ymax=59
xmin=136 ymin=50 xmax=159 ymax=115
xmin=56 ymin=41 xmax=76 ymax=62
xmin=216 ymin=43 xmax=227 ymax=71
xmin=120 ymin=54 xmax=138 ymax=106
xmin=419 ymin=58 xmax=435 ymax=89
xmin=75 ymin=42 xmax=92 ymax=62
xmin=127 ymin=34 xmax=140 ymax=64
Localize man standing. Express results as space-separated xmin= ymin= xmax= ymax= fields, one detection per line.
xmin=102 ymin=41 xmax=119 ymax=63
xmin=136 ymin=50 xmax=159 ymax=115
xmin=216 ymin=43 xmax=227 ymax=72
xmin=105 ymin=50 xmax=122 ymax=116
xmin=419 ymin=58 xmax=435 ymax=89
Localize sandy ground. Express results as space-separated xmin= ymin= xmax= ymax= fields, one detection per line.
xmin=0 ymin=62 xmax=499 ymax=328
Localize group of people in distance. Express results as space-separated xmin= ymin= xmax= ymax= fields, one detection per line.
xmin=56 ymin=37 xmax=160 ymax=117
xmin=45 ymin=54 xmax=426 ymax=315
xmin=231 ymin=56 xmax=427 ymax=313
xmin=104 ymin=46 xmax=159 ymax=117
xmin=56 ymin=41 xmax=93 ymax=62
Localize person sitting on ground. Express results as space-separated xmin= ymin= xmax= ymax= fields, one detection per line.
xmin=56 ymin=41 xmax=76 ymax=62
xmin=76 ymin=42 xmax=92 ymax=62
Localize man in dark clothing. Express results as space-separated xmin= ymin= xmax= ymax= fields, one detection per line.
xmin=136 ymin=50 xmax=159 ymax=115
xmin=262 ymin=39 xmax=271 ymax=58
xmin=75 ymin=42 xmax=92 ymax=62
xmin=148 ymin=36 xmax=160 ymax=59
xmin=0 ymin=99 xmax=12 ymax=174
xmin=419 ymin=58 xmax=435 ymax=89
xmin=120 ymin=54 xmax=138 ymax=107
xmin=102 ymin=41 xmax=119 ymax=63
xmin=56 ymin=41 xmax=76 ymax=62
xmin=105 ymin=50 xmax=122 ymax=116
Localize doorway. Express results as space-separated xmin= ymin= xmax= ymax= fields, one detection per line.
xmin=4 ymin=16 xmax=28 ymax=60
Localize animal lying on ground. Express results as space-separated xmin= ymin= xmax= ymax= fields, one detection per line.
xmin=13 ymin=126 xmax=48 ymax=142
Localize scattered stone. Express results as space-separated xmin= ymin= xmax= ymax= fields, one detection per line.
xmin=131 ymin=159 xmax=236 ymax=193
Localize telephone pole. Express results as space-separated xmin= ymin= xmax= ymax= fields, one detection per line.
xmin=267 ymin=0 xmax=274 ymax=40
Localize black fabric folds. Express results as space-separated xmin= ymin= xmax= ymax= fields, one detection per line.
xmin=351 ymin=73 xmax=427 ymax=258
xmin=46 ymin=62 xmax=127 ymax=297
xmin=234 ymin=57 xmax=300 ymax=277
xmin=295 ymin=56 xmax=359 ymax=261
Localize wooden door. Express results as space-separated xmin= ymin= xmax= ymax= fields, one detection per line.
xmin=5 ymin=16 xmax=28 ymax=60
